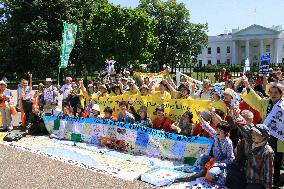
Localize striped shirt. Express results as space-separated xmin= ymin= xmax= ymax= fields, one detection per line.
xmin=246 ymin=143 xmax=274 ymax=188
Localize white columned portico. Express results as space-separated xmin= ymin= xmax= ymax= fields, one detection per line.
xmin=260 ymin=39 xmax=264 ymax=56
xmin=246 ymin=39 xmax=250 ymax=60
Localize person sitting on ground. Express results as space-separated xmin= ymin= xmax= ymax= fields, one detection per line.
xmin=197 ymin=113 xmax=235 ymax=189
xmin=27 ymin=104 xmax=47 ymax=135
xmin=170 ymin=111 xmax=195 ymax=136
xmin=50 ymin=101 xmax=61 ymax=116
xmin=62 ymin=104 xmax=73 ymax=117
xmin=103 ymin=107 xmax=116 ymax=121
xmin=89 ymin=104 xmax=101 ymax=118
xmin=192 ymin=108 xmax=225 ymax=138
xmin=75 ymin=104 xmax=87 ymax=118
xmin=117 ymin=101 xmax=135 ymax=123
xmin=152 ymin=105 xmax=174 ymax=132
xmin=128 ymin=99 xmax=152 ymax=127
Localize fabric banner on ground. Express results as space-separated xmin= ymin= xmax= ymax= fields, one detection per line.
xmin=92 ymin=95 xmax=211 ymax=122
xmin=44 ymin=116 xmax=214 ymax=164
xmin=264 ymin=99 xmax=284 ymax=141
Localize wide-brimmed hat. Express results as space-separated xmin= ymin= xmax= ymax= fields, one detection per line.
xmin=0 ymin=80 xmax=7 ymax=86
xmin=251 ymin=124 xmax=270 ymax=139
xmin=265 ymin=81 xmax=284 ymax=96
xmin=222 ymin=88 xmax=235 ymax=97
xmin=92 ymin=104 xmax=101 ymax=112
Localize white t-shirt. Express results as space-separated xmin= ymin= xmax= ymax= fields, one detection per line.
xmin=60 ymin=84 xmax=72 ymax=100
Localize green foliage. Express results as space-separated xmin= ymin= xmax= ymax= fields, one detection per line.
xmin=82 ymin=2 xmax=159 ymax=72
xmin=0 ymin=0 xmax=208 ymax=79
xmin=138 ymin=0 xmax=208 ymax=69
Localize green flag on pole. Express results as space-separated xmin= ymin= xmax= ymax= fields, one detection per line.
xmin=59 ymin=22 xmax=77 ymax=68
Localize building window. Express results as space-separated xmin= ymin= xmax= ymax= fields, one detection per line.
xmin=217 ymin=47 xmax=220 ymax=54
xmin=217 ymin=59 xmax=221 ymax=65
xmin=226 ymin=59 xmax=230 ymax=64
xmin=266 ymin=45 xmax=270 ymax=53
xmin=227 ymin=46 xmax=230 ymax=53
xmin=208 ymin=60 xmax=211 ymax=65
xmin=208 ymin=47 xmax=211 ymax=54
xmin=199 ymin=60 xmax=202 ymax=66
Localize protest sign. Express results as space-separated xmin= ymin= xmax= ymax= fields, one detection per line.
xmin=92 ymin=94 xmax=211 ymax=122
xmin=44 ymin=116 xmax=214 ymax=164
xmin=264 ymin=99 xmax=284 ymax=141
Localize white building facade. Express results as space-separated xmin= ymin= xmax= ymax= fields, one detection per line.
xmin=197 ymin=24 xmax=284 ymax=66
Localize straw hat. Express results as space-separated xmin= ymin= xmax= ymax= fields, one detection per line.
xmin=265 ymin=81 xmax=284 ymax=96
xmin=222 ymin=88 xmax=235 ymax=97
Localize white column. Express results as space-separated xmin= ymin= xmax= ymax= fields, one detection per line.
xmin=232 ymin=40 xmax=236 ymax=64
xmin=260 ymin=39 xmax=264 ymax=56
xmin=274 ymin=38 xmax=280 ymax=63
xmin=246 ymin=39 xmax=250 ymax=61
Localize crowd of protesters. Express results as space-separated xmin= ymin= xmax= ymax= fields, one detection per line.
xmin=0 ymin=66 xmax=284 ymax=189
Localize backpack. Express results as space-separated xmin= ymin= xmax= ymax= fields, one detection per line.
xmin=3 ymin=132 xmax=22 ymax=142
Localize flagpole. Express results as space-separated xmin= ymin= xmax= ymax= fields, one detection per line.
xmin=58 ymin=66 xmax=60 ymax=86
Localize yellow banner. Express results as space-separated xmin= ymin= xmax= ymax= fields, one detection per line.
xmin=93 ymin=95 xmax=211 ymax=122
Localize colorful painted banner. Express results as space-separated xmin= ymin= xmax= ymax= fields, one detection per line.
xmin=92 ymin=94 xmax=211 ymax=122
xmin=44 ymin=116 xmax=214 ymax=164
xmin=60 ymin=22 xmax=77 ymax=68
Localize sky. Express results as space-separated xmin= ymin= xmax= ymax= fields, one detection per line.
xmin=108 ymin=0 xmax=284 ymax=36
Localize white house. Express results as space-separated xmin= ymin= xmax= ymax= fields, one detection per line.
xmin=197 ymin=24 xmax=284 ymax=66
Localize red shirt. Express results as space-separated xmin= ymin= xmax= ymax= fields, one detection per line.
xmin=192 ymin=123 xmax=216 ymax=138
xmin=152 ymin=116 xmax=172 ymax=132
xmin=239 ymin=100 xmax=262 ymax=124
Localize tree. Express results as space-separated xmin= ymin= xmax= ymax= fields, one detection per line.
xmin=138 ymin=0 xmax=208 ymax=70
xmin=82 ymin=2 xmax=159 ymax=72
xmin=0 ymin=0 xmax=97 ymax=79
